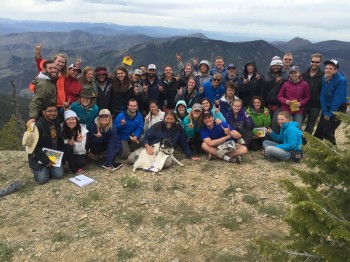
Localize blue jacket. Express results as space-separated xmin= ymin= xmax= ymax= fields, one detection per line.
xmin=202 ymin=80 xmax=225 ymax=104
xmin=320 ymin=71 xmax=348 ymax=117
xmin=114 ymin=108 xmax=144 ymax=140
xmin=88 ymin=124 xmax=122 ymax=166
xmin=269 ymin=121 xmax=302 ymax=151
xmin=142 ymin=121 xmax=193 ymax=158
xmin=70 ymin=101 xmax=99 ymax=127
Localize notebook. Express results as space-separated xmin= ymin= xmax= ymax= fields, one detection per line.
xmin=69 ymin=175 xmax=95 ymax=187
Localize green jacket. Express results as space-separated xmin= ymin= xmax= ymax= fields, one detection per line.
xmin=246 ymin=106 xmax=271 ymax=135
xmin=29 ymin=73 xmax=57 ymax=119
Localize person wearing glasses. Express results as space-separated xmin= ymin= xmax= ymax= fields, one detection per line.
xmin=94 ymin=66 xmax=113 ymax=113
xmin=301 ymin=53 xmax=324 ymax=140
xmin=201 ymin=72 xmax=225 ymax=104
xmin=28 ymin=102 xmax=64 ymax=185
xmin=282 ymin=52 xmax=293 ymax=73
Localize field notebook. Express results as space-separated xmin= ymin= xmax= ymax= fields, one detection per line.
xmin=69 ymin=175 xmax=95 ymax=187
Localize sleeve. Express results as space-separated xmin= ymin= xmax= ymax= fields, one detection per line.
xmin=275 ymin=129 xmax=299 ymax=151
xmin=269 ymin=131 xmax=283 ymax=143
xmin=183 ymin=116 xmax=194 ymax=139
xmin=300 ymin=82 xmax=310 ymax=107
xmin=329 ymin=78 xmax=348 ymax=116
xmin=277 ymin=83 xmax=287 ymax=105
xmin=134 ymin=114 xmax=144 ymax=138
xmin=113 ymin=113 xmax=125 ymax=130
xmin=35 ymin=56 xmax=43 ymax=73
xmin=29 ymin=83 xmax=46 ymax=119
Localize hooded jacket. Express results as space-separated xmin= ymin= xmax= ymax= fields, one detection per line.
xmin=113 ymin=107 xmax=144 ymax=140
xmin=269 ymin=121 xmax=302 ymax=151
xmin=174 ymin=100 xmax=188 ymax=129
xmin=70 ymin=101 xmax=99 ymax=127
xmin=202 ymin=80 xmax=225 ymax=104
xmin=29 ymin=72 xmax=57 ymax=119
xmin=320 ymin=71 xmax=348 ymax=117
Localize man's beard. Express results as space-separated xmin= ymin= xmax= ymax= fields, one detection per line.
xmin=148 ymin=73 xmax=155 ymax=78
xmin=165 ymin=123 xmax=173 ymax=129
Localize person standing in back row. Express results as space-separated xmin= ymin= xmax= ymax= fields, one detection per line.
xmin=301 ymin=53 xmax=324 ymax=138
xmin=314 ymin=59 xmax=348 ymax=145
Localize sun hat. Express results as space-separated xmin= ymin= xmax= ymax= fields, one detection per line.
xmin=22 ymin=122 xmax=39 ymax=154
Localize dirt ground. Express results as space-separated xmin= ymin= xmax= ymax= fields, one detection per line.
xmin=0 ymin=126 xmax=346 ymax=262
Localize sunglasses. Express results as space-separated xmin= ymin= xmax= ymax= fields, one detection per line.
xmin=213 ymin=78 xmax=221 ymax=82
xmin=311 ymin=61 xmax=320 ymax=64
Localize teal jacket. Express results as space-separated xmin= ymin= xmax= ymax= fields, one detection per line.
xmin=183 ymin=116 xmax=201 ymax=139
xmin=270 ymin=121 xmax=302 ymax=151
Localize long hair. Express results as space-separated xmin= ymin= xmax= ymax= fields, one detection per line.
xmin=250 ymin=96 xmax=264 ymax=112
xmin=96 ymin=115 xmax=113 ymax=132
xmin=188 ymin=109 xmax=203 ymax=127
xmin=112 ymin=66 xmax=131 ymax=92
xmin=52 ymin=53 xmax=67 ymax=75
xmin=62 ymin=118 xmax=81 ymax=140
xmin=201 ymin=97 xmax=213 ymax=111
xmin=79 ymin=66 xmax=95 ymax=87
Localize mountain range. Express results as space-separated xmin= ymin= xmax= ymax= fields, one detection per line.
xmin=0 ymin=19 xmax=350 ymax=128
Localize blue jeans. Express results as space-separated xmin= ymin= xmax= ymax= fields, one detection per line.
xmin=291 ymin=113 xmax=303 ymax=130
xmin=32 ymin=165 xmax=64 ymax=185
xmin=263 ymin=140 xmax=290 ymax=161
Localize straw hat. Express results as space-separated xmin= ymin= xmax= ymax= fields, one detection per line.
xmin=22 ymin=122 xmax=39 ymax=154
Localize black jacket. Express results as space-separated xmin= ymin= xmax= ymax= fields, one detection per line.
xmin=28 ymin=117 xmax=63 ymax=170
xmin=302 ymin=68 xmax=324 ymax=108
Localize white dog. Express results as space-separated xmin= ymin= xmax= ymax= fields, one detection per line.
xmin=132 ymin=139 xmax=184 ymax=172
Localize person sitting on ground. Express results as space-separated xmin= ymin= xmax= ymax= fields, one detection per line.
xmin=263 ymin=110 xmax=303 ymax=162
xmin=88 ymin=109 xmax=122 ymax=169
xmin=62 ymin=110 xmax=88 ymax=175
xmin=127 ymin=110 xmax=201 ymax=165
xmin=200 ymin=110 xmax=248 ymax=163
xmin=219 ymin=81 xmax=239 ymax=117
xmin=143 ymin=100 xmax=165 ymax=134
xmin=113 ymin=99 xmax=143 ymax=159
xmin=225 ymin=99 xmax=254 ymax=148
xmin=201 ymin=97 xmax=226 ymax=124
xmin=70 ymin=88 xmax=99 ymax=128
xmin=174 ymin=100 xmax=188 ymax=129
xmin=27 ymin=102 xmax=64 ymax=185
xmin=183 ymin=103 xmax=204 ymax=153
xmin=246 ymin=96 xmax=271 ymax=150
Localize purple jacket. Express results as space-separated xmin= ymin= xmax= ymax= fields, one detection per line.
xmin=278 ymin=78 xmax=310 ymax=114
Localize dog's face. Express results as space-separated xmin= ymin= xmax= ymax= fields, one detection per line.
xmin=159 ymin=138 xmax=174 ymax=154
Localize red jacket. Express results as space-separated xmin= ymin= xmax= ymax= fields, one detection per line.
xmin=64 ymin=76 xmax=82 ymax=104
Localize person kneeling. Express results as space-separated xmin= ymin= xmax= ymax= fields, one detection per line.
xmin=200 ymin=111 xmax=248 ymax=163
xmin=263 ymin=111 xmax=303 ymax=162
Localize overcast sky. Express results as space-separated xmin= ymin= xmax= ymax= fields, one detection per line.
xmin=2 ymin=0 xmax=350 ymax=42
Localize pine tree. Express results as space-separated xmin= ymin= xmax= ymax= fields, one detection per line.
xmin=256 ymin=112 xmax=350 ymax=261
xmin=0 ymin=114 xmax=22 ymax=151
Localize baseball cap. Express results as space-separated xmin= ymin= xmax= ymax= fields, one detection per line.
xmin=148 ymin=64 xmax=157 ymax=70
xmin=203 ymin=110 xmax=213 ymax=117
xmin=324 ymin=59 xmax=339 ymax=69
xmin=99 ymin=109 xmax=111 ymax=116
xmin=227 ymin=64 xmax=236 ymax=69
xmin=68 ymin=64 xmax=82 ymax=74
xmin=289 ymin=66 xmax=301 ymax=73
xmin=134 ymin=69 xmax=142 ymax=75
xmin=192 ymin=103 xmax=202 ymax=111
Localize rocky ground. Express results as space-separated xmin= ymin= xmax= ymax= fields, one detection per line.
xmin=0 ymin=125 xmax=347 ymax=262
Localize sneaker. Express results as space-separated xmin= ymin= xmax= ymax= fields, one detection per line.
xmin=235 ymin=156 xmax=242 ymax=164
xmin=208 ymin=153 xmax=213 ymax=160
xmin=229 ymin=156 xmax=242 ymax=164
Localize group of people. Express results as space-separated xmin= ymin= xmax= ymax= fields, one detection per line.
xmin=23 ymin=44 xmax=349 ymax=184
